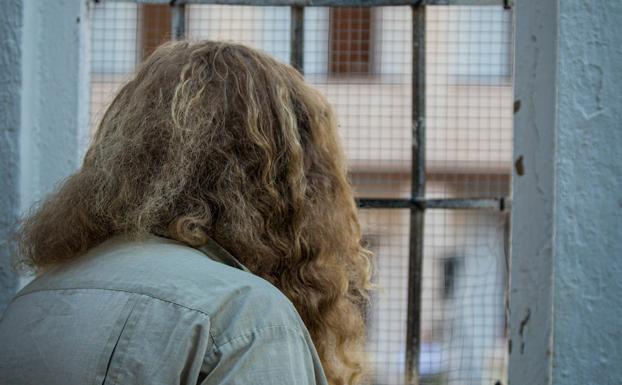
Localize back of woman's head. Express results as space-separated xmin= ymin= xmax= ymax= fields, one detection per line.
xmin=16 ymin=40 xmax=374 ymax=385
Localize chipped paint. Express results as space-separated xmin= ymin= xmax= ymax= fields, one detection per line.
xmin=509 ymin=0 xmax=557 ymax=383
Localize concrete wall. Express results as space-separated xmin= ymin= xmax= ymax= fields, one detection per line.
xmin=510 ymin=0 xmax=622 ymax=384
xmin=0 ymin=1 xmax=23 ymax=314
xmin=508 ymin=0 xmax=557 ymax=382
xmin=553 ymin=1 xmax=622 ymax=383
xmin=20 ymin=0 xmax=91 ymax=211
xmin=0 ymin=0 xmax=90 ymax=313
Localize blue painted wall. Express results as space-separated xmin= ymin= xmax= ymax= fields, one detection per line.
xmin=0 ymin=0 xmax=89 ymax=314
xmin=0 ymin=0 xmax=22 ymax=314
xmin=554 ymin=1 xmax=622 ymax=383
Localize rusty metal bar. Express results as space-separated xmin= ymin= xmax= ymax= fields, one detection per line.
xmin=356 ymin=197 xmax=509 ymax=210
xmin=405 ymin=3 xmax=426 ymax=385
xmin=356 ymin=198 xmax=413 ymax=209
xmin=290 ymin=5 xmax=304 ymax=73
xmin=170 ymin=1 xmax=186 ymax=40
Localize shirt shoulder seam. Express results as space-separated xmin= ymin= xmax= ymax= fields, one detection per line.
xmin=12 ymin=287 xmax=305 ymax=353
xmin=213 ymin=324 xmax=307 ymax=350
xmin=14 ymin=286 xmax=221 ymax=348
xmin=12 ymin=286 xmax=212 ymax=317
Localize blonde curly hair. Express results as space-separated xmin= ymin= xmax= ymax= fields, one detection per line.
xmin=16 ymin=40 xmax=376 ymax=385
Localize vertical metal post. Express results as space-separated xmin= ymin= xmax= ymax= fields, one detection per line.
xmin=405 ymin=3 xmax=426 ymax=385
xmin=171 ymin=1 xmax=186 ymax=41
xmin=290 ymin=5 xmax=305 ymax=73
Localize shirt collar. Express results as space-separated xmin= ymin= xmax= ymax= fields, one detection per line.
xmin=106 ymin=232 xmax=253 ymax=274
xmin=194 ymin=235 xmax=252 ymax=273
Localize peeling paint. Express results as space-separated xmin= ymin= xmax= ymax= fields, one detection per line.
xmin=576 ymin=63 xmax=604 ymax=119
xmin=518 ymin=308 xmax=531 ymax=355
xmin=518 ymin=308 xmax=531 ymax=337
xmin=514 ymin=155 xmax=524 ymax=176
xmin=509 ymin=0 xmax=559 ymax=383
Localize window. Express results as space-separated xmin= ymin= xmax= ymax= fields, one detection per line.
xmin=328 ymin=7 xmax=373 ymax=75
xmin=140 ymin=4 xmax=171 ymax=60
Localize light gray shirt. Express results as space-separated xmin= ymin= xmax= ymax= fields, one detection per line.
xmin=0 ymin=234 xmax=329 ymax=385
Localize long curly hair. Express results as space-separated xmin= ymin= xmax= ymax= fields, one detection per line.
xmin=15 ymin=40 xmax=376 ymax=385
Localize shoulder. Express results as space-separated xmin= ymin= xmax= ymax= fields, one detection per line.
xmin=21 ymin=234 xmax=305 ymax=344
xmin=147 ymin=240 xmax=305 ymax=344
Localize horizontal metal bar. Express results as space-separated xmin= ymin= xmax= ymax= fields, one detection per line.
xmin=425 ymin=0 xmax=508 ymax=5
xmin=357 ymin=198 xmax=413 ymax=209
xmin=100 ymin=0 xmax=509 ymax=5
xmin=98 ymin=0 xmax=509 ymax=7
xmin=356 ymin=197 xmax=510 ymax=210
xmin=424 ymin=197 xmax=509 ymax=210
xmin=99 ymin=0 xmax=427 ymax=6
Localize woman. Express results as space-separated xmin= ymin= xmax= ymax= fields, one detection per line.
xmin=0 ymin=40 xmax=375 ymax=385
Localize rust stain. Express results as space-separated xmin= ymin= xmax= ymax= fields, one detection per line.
xmin=515 ymin=155 xmax=525 ymax=176
xmin=519 ymin=308 xmax=531 ymax=336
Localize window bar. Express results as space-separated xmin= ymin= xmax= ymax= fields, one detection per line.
xmin=405 ymin=3 xmax=426 ymax=384
xmin=171 ymin=1 xmax=186 ymax=41
xmin=101 ymin=0 xmax=508 ymax=7
xmin=356 ymin=197 xmax=509 ymax=210
xmin=290 ymin=5 xmax=305 ymax=73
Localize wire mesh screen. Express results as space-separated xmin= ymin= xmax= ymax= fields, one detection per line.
xmin=420 ymin=6 xmax=512 ymax=385
xmin=426 ymin=6 xmax=513 ymax=199
xmin=90 ymin=2 xmax=180 ymax=132
xmin=360 ymin=208 xmax=410 ymax=385
xmin=420 ymin=209 xmax=509 ymax=384
xmin=306 ymin=7 xmax=413 ymax=200
xmin=89 ymin=2 xmax=513 ymax=385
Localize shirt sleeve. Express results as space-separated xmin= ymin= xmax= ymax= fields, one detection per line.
xmin=200 ymin=325 xmax=329 ymax=385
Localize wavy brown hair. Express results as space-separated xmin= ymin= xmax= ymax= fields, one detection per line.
xmin=15 ymin=40 xmax=376 ymax=385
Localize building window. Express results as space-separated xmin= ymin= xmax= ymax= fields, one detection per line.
xmin=328 ymin=7 xmax=373 ymax=75
xmin=140 ymin=4 xmax=171 ymax=60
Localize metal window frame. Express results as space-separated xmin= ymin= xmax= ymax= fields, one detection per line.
xmin=92 ymin=1 xmax=512 ymax=383
xmin=102 ymin=0 xmax=509 ymax=5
